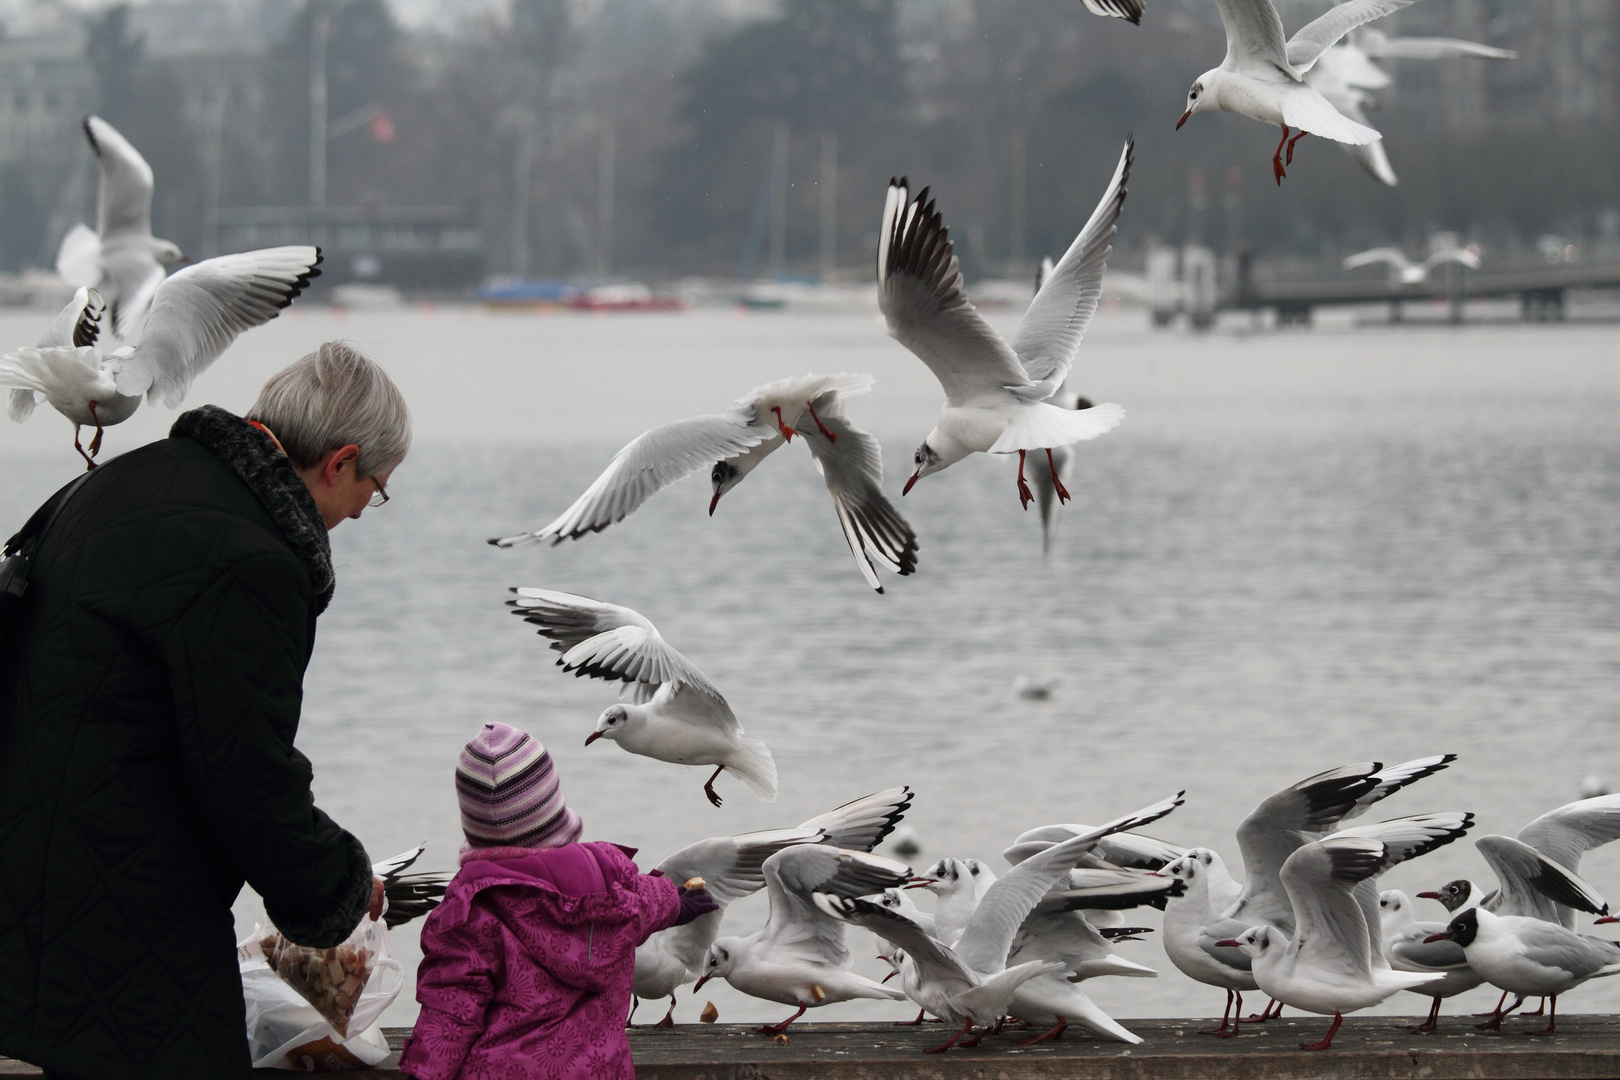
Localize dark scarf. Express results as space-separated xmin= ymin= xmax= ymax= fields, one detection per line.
xmin=170 ymin=405 xmax=336 ymax=613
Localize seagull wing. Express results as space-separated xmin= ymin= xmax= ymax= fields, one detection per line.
xmin=1516 ymin=794 xmax=1620 ymax=872
xmin=815 ymin=893 xmax=979 ymax=993
xmin=1008 ymin=138 xmax=1131 ymax=400
xmin=1079 ymin=0 xmax=1143 ymax=24
xmin=1340 ymin=755 xmax=1456 ymax=822
xmin=1360 ymin=29 xmax=1516 ymax=61
xmin=36 ymin=287 xmax=104 ymax=350
xmin=1343 ymin=248 xmax=1414 ymax=272
xmin=1279 ymin=836 xmax=1387 ymax=981
xmin=1228 ymin=762 xmax=1382 ymax=926
xmin=656 ymin=827 xmax=823 ymax=907
xmin=1004 ymin=826 xmax=1183 ymax=871
xmin=1476 ymin=834 xmax=1609 ymax=922
xmin=1213 ymin=0 xmax=1292 ymax=72
xmin=761 ymin=847 xmax=913 ymax=966
xmin=797 ymin=786 xmax=914 ymax=853
xmin=956 ymin=792 xmax=1184 ymax=975
xmin=1336 ymin=812 xmax=1474 ymax=866
xmin=877 ymin=178 xmax=1031 ymax=407
xmin=492 ymin=410 xmax=774 ymax=546
xmin=109 ymin=247 xmax=322 ymax=406
xmin=109 ymin=261 xmax=167 ymax=340
xmin=796 ymin=397 xmax=919 ymax=591
xmin=507 ymin=588 xmax=732 ymax=723
xmin=54 ymin=223 xmax=104 ymax=289
xmin=1286 ymin=0 xmax=1416 ymax=74
xmin=83 ymin=115 xmax=154 ymax=240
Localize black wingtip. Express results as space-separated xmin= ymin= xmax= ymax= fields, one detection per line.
xmin=81 ymin=115 xmax=98 ymax=154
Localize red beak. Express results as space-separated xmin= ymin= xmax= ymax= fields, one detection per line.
xmin=1423 ymin=932 xmax=1452 ymax=943
xmin=585 ymin=731 xmax=603 ymax=746
xmin=1214 ymin=938 xmax=1241 ymax=948
xmin=709 ymin=492 xmax=721 ymax=516
xmin=902 ymin=472 xmax=920 ymax=495
xmin=1416 ymin=891 xmax=1444 ymax=901
xmin=1176 ymin=110 xmax=1192 ymax=130
xmin=904 ymin=879 xmax=934 ymax=890
xmin=1595 ymin=916 xmax=1619 ymax=925
xmin=693 ymin=974 xmax=709 ymax=990
xmin=881 ymin=970 xmax=896 ymax=984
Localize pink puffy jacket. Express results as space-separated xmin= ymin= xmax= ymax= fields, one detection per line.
xmin=398 ymin=841 xmax=680 ymax=1080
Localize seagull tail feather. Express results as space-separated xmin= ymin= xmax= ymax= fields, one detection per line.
xmin=726 ymin=738 xmax=777 ymax=802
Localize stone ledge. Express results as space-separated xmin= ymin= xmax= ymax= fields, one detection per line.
xmin=6 ymin=1016 xmax=1620 ymax=1077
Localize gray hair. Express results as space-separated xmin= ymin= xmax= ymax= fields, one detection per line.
xmin=246 ymin=342 xmax=411 ymax=477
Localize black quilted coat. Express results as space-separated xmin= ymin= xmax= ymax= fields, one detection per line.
xmin=0 ymin=406 xmax=374 ymax=1078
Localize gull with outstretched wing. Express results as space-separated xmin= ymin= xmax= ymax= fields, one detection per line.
xmin=4 ymin=247 xmax=321 ymax=468
xmin=55 ymin=116 xmax=186 ymax=338
xmin=631 ymin=786 xmax=913 ymax=1025
xmin=1176 ymin=0 xmax=1415 ymax=184
xmin=508 ymin=588 xmax=775 ymax=807
xmin=492 ymin=373 xmax=918 ymax=593
xmin=695 ymin=846 xmax=916 ymax=1033
xmin=880 ymin=139 xmax=1131 ymax=510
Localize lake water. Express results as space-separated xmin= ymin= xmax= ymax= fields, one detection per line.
xmin=1 ymin=300 xmax=1618 ymax=1028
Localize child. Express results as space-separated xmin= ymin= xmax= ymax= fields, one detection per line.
xmin=398 ymin=723 xmax=716 ymax=1080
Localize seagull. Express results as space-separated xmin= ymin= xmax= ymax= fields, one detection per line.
xmin=55 ymin=115 xmax=186 ymax=338
xmin=1378 ymin=889 xmax=1482 ymax=1033
xmin=1305 ymin=29 xmax=1513 ymax=187
xmin=915 ymin=858 xmax=997 ymax=946
xmin=489 ymin=373 xmax=918 ymax=593
xmin=708 ymin=374 xmax=919 ymax=592
xmin=507 ymin=588 xmax=775 ymax=807
xmin=821 ymin=792 xmax=1184 ymax=1052
xmin=3 ymin=247 xmax=322 ymax=468
xmin=1160 ymin=848 xmax=1263 ymax=1036
xmin=1176 ymin=0 xmax=1415 ymax=185
xmin=694 ymin=846 xmax=915 ymax=1033
xmin=1427 ymin=906 xmax=1620 ymax=1034
xmin=631 ymin=786 xmax=912 ymax=1026
xmin=879 ymin=139 xmax=1130 ymax=509
xmin=1343 ymin=246 xmax=1481 ymax=285
xmin=1219 ymin=836 xmax=1445 ymax=1050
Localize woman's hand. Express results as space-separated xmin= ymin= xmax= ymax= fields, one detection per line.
xmin=368 ymin=875 xmax=386 ymax=921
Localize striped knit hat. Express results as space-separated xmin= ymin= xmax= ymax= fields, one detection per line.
xmin=457 ymin=723 xmax=582 ymax=849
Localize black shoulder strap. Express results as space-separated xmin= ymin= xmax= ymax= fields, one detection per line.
xmin=1 ymin=472 xmax=95 ymax=604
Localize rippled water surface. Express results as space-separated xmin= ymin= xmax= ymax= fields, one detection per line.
xmin=2 ymin=303 xmax=1618 ymax=1027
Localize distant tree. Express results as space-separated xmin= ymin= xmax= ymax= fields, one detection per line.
xmin=653 ymin=0 xmax=911 ymax=273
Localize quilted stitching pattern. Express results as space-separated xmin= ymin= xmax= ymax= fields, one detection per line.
xmin=0 ymin=428 xmax=371 ymax=1077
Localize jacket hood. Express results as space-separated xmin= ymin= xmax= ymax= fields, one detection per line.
xmin=449 ymin=841 xmax=646 ymax=929
xmin=170 ymin=405 xmax=334 ymax=612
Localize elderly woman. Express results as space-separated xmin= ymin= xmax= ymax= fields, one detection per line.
xmin=0 ymin=343 xmax=410 ymax=1078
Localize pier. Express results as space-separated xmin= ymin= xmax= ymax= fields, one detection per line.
xmin=7 ymin=1017 xmax=1620 ymax=1077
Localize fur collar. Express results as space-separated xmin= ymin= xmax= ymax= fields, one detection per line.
xmin=170 ymin=405 xmax=335 ymax=612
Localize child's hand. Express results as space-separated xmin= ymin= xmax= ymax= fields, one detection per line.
xmin=674 ymin=884 xmax=719 ymax=926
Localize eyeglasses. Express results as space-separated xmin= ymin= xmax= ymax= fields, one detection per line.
xmin=368 ymin=478 xmax=390 ymax=508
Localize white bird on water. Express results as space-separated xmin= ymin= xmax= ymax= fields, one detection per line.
xmin=3 ymin=247 xmax=323 ymax=468
xmin=507 ymin=588 xmax=775 ymax=807
xmin=489 ymin=372 xmax=918 ymax=593
xmin=1176 ymin=0 xmax=1414 ymax=184
xmin=694 ymin=846 xmax=916 ymax=1033
xmin=1220 ymin=836 xmax=1444 ymax=1051
xmin=55 ymin=115 xmax=186 ymax=338
xmin=631 ymin=786 xmax=913 ymax=1026
xmin=880 ymin=138 xmax=1131 ymax=508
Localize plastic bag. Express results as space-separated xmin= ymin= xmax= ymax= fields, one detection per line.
xmin=239 ymin=917 xmax=403 ymax=1071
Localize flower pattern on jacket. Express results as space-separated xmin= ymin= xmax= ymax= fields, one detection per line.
xmin=398 ymin=841 xmax=679 ymax=1080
